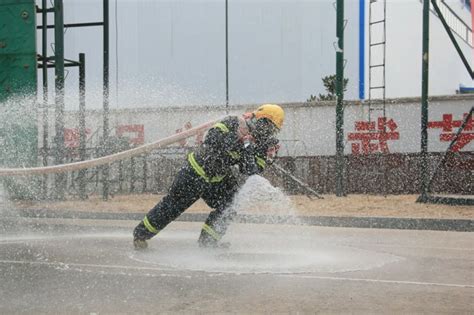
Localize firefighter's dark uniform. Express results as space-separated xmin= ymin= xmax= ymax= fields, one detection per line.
xmin=133 ymin=116 xmax=275 ymax=247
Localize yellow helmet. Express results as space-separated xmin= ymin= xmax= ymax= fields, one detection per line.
xmin=254 ymin=104 xmax=285 ymax=130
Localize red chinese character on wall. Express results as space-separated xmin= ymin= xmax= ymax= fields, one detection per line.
xmin=64 ymin=128 xmax=91 ymax=148
xmin=175 ymin=122 xmax=205 ymax=147
xmin=428 ymin=113 xmax=473 ymax=152
xmin=116 ymin=124 xmax=145 ymax=146
xmin=348 ymin=117 xmax=400 ymax=154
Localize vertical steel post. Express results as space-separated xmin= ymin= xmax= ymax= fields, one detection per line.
xmin=118 ymin=160 xmax=123 ymax=193
xmin=420 ymin=0 xmax=430 ymax=200
xmin=358 ymin=0 xmax=365 ymax=100
xmin=425 ymin=107 xmax=473 ymax=194
xmin=430 ymin=0 xmax=474 ymax=78
xmin=41 ymin=0 xmax=49 ymax=198
xmin=103 ymin=0 xmax=110 ymax=200
xmin=142 ymin=155 xmax=147 ymax=193
xmin=130 ymin=157 xmax=135 ymax=193
xmin=335 ymin=0 xmax=345 ymax=197
xmin=54 ymin=0 xmax=65 ymax=199
xmin=78 ymin=53 xmax=87 ymax=200
xmin=225 ymin=0 xmax=229 ymax=114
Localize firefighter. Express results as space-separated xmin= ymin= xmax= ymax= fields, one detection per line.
xmin=133 ymin=104 xmax=284 ymax=249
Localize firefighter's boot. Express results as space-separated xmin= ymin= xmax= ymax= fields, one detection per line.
xmin=133 ymin=219 xmax=157 ymax=250
xmin=198 ymin=224 xmax=230 ymax=249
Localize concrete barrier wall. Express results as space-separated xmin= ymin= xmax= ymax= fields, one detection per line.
xmin=50 ymin=94 xmax=474 ymax=157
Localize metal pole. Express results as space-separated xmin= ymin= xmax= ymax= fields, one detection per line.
xmin=130 ymin=157 xmax=135 ymax=193
xmin=103 ymin=0 xmax=110 ymax=200
xmin=37 ymin=21 xmax=105 ymax=29
xmin=335 ymin=0 xmax=345 ymax=197
xmin=78 ymin=53 xmax=87 ymax=200
xmin=41 ymin=0 xmax=49 ymax=198
xmin=368 ymin=0 xmax=372 ymax=122
xmin=271 ymin=163 xmax=323 ymax=200
xmin=431 ymin=0 xmax=474 ymax=79
xmin=118 ymin=160 xmax=123 ymax=193
xmin=54 ymin=0 xmax=65 ymax=199
xmin=420 ymin=0 xmax=430 ymax=200
xmin=142 ymin=155 xmax=147 ymax=193
xmin=115 ymin=0 xmax=119 ymax=107
xmin=225 ymin=0 xmax=229 ymax=114
xmin=425 ymin=107 xmax=473 ymax=194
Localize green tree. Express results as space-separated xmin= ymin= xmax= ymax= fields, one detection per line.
xmin=307 ymin=74 xmax=349 ymax=102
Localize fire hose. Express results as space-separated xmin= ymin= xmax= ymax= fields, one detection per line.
xmin=270 ymin=163 xmax=323 ymax=200
xmin=0 ymin=117 xmax=226 ymax=176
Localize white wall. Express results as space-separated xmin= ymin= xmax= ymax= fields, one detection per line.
xmin=48 ymin=95 xmax=473 ymax=157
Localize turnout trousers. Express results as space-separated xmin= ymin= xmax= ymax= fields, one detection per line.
xmin=133 ymin=164 xmax=239 ymax=246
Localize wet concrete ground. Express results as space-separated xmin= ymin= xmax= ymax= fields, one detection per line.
xmin=0 ymin=219 xmax=473 ymax=314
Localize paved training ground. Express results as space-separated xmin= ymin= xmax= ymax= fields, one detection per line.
xmin=0 ymin=218 xmax=473 ymax=314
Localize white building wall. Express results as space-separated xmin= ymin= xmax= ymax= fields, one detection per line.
xmin=48 ymin=95 xmax=473 ymax=157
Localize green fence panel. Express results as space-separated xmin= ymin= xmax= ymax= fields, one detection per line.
xmin=0 ymin=0 xmax=38 ymax=198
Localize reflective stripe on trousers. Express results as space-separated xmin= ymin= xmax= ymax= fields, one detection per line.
xmin=143 ymin=215 xmax=159 ymax=234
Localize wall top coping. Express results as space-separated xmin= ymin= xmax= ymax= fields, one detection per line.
xmin=65 ymin=94 xmax=474 ymax=115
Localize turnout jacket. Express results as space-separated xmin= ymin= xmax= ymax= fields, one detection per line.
xmin=188 ymin=116 xmax=277 ymax=183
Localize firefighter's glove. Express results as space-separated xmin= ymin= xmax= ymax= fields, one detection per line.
xmin=242 ymin=141 xmax=260 ymax=176
xmin=266 ymin=144 xmax=280 ymax=165
xmin=261 ymin=137 xmax=279 ymax=165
